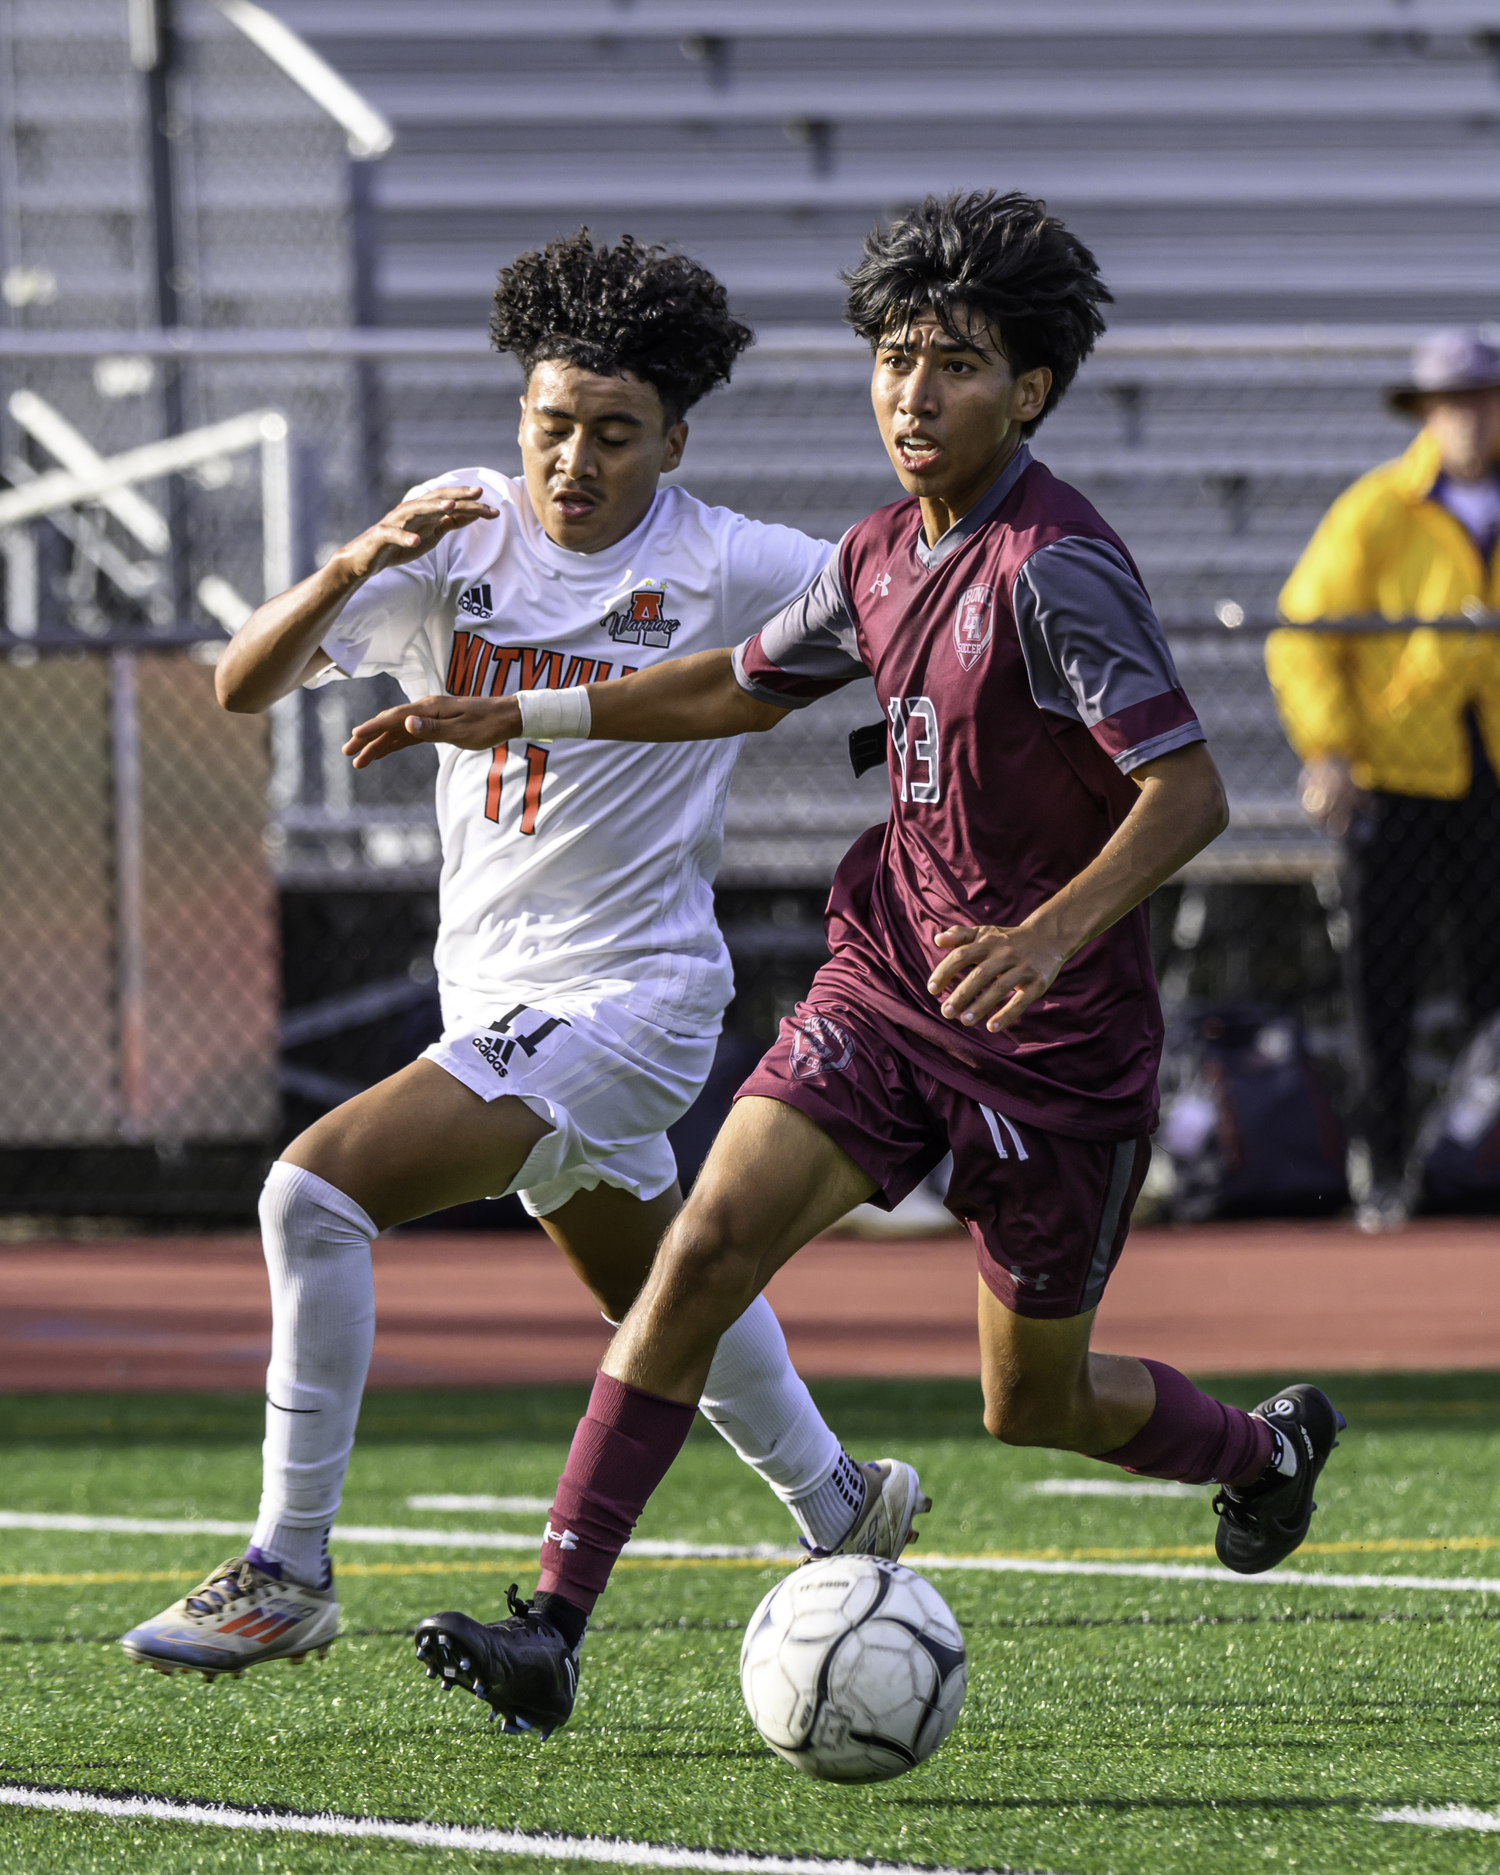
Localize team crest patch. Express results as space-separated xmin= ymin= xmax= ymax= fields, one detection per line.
xmin=599 ymin=588 xmax=681 ymax=649
xmin=789 ymin=1015 xmax=856 ymax=1081
xmin=457 ymin=583 xmax=493 ymax=618
xmin=953 ymin=584 xmax=993 ymax=670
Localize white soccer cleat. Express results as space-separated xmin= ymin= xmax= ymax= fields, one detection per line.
xmin=803 ymin=1459 xmax=932 ymax=1565
xmin=120 ymin=1555 xmax=339 ymax=1682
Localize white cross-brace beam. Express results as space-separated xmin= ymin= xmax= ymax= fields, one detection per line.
xmin=216 ymin=0 xmax=395 ymax=157
xmin=7 ymin=391 xmax=170 ymax=554
xmin=0 ymin=410 xmax=286 ymax=532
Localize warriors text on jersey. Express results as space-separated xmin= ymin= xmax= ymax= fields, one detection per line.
xmin=316 ymin=470 xmax=831 ymax=1033
xmin=731 ymin=444 xmax=1205 ymax=1138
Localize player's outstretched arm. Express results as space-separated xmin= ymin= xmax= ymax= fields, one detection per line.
xmin=216 ymin=486 xmax=499 ymax=714
xmin=929 ymin=740 xmax=1229 ymax=1035
xmin=344 ymin=648 xmax=785 ymax=769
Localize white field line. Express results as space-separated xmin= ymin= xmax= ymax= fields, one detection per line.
xmin=1379 ymin=1806 xmax=1500 ymax=1832
xmin=0 ymin=1512 xmax=535 ymax=1552
xmin=5 ymin=1510 xmax=1500 ymax=1592
xmin=0 ymin=1511 xmax=788 ymax=1561
xmin=0 ymin=1784 xmax=1050 ymax=1873
xmin=917 ymin=1554 xmax=1500 ymax=1593
xmin=1024 ymin=1480 xmax=1201 ymax=1499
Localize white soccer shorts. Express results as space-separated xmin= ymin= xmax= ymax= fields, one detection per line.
xmin=422 ymin=986 xmax=717 ymax=1217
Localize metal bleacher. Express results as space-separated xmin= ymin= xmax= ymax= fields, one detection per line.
xmin=282 ymin=0 xmax=1500 ymax=329
xmin=282 ymin=0 xmax=1500 ymax=885
xmin=5 ymin=1 xmax=1500 ymax=888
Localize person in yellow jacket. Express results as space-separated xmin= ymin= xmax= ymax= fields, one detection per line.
xmin=1267 ymin=329 xmax=1500 ymax=1228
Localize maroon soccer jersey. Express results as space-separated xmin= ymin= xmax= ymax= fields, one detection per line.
xmin=731 ymin=445 xmax=1204 ymax=1139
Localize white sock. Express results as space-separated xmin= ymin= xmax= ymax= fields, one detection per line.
xmin=248 ymin=1161 xmax=377 ymax=1589
xmin=786 ymin=1449 xmax=868 ymax=1550
xmin=696 ymin=1294 xmax=863 ymax=1547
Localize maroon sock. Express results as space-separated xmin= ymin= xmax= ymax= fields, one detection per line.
xmin=1096 ymin=1359 xmax=1273 ymax=1488
xmin=537 ymin=1371 xmax=696 ymax=1615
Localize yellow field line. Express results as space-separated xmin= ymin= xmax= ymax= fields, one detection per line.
xmin=0 ymin=1569 xmax=193 ymax=1589
xmin=10 ymin=1532 xmax=1500 ymax=1591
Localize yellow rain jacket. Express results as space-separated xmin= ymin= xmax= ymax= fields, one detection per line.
xmin=1266 ymin=428 xmax=1500 ymax=798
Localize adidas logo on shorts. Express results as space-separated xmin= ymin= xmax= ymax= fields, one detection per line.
xmin=470 ymin=1007 xmax=572 ymax=1079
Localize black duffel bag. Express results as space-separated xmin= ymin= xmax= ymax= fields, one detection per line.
xmin=1158 ymin=1005 xmax=1347 ymax=1221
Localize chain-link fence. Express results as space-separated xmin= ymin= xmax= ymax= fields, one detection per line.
xmin=5 ymin=4 xmax=1497 ymax=1230
xmin=3 ymin=316 xmax=1499 ymax=1222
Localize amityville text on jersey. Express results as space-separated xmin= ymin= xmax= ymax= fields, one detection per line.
xmin=444 ymin=631 xmax=639 ymax=699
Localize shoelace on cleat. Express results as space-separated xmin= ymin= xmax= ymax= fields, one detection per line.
xmin=1211 ymin=1489 xmax=1258 ymax=1529
xmin=183 ymin=1558 xmax=261 ymax=1616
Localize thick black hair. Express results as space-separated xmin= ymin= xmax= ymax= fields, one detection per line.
xmin=491 ymin=228 xmax=753 ymax=425
xmin=841 ymin=190 xmax=1111 ymax=435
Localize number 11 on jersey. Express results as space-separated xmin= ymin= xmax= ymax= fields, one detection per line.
xmin=484 ymin=744 xmax=550 ymax=835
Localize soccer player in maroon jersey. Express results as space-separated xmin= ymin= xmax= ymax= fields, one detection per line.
xmin=365 ymin=191 xmax=1344 ymax=1736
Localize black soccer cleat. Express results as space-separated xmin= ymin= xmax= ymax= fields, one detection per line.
xmin=1213 ymin=1384 xmax=1345 ymax=1575
xmin=413 ymin=1583 xmax=578 ymax=1739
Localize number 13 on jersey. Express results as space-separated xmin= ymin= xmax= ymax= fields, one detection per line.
xmin=485 ymin=743 xmax=549 ymax=835
xmin=887 ymin=696 xmax=941 ymax=805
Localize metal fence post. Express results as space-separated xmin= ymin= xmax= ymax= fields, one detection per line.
xmin=259 ymin=410 xmax=303 ymax=817
xmin=110 ymin=648 xmax=147 ymax=1140
xmin=0 ymin=525 xmax=37 ymax=636
xmin=259 ymin=411 xmax=292 ymax=598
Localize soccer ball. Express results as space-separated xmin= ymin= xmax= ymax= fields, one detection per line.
xmin=739 ymin=1556 xmax=967 ymax=1783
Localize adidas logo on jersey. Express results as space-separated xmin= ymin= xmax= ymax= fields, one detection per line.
xmin=599 ymin=588 xmax=681 ymax=649
xmin=457 ymin=584 xmax=493 ymax=618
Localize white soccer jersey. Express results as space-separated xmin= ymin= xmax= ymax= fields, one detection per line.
xmin=314 ymin=470 xmax=832 ymax=1035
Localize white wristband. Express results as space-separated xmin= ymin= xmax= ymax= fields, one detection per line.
xmin=516 ymin=685 xmax=592 ymax=741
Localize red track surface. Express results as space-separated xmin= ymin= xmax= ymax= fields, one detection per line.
xmin=0 ymin=1217 xmax=1496 ymax=1391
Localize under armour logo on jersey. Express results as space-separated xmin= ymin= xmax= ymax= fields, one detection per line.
xmin=457 ymin=583 xmax=493 ymax=618
xmin=600 ymin=587 xmax=681 ymax=649
xmin=954 ymin=584 xmax=993 ymax=669
xmin=789 ymin=1015 xmax=856 ymax=1081
xmin=542 ymin=1521 xmax=579 ymax=1551
xmin=869 ymin=572 xmax=892 ymax=597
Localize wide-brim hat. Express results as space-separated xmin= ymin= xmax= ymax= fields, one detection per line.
xmin=1387 ymin=329 xmax=1500 ymax=414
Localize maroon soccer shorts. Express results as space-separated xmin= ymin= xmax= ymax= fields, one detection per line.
xmin=736 ymin=1000 xmax=1152 ymax=1321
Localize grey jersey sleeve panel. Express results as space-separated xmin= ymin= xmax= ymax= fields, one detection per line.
xmin=730 ymin=549 xmax=868 ymax=709
xmin=1010 ymin=536 xmax=1186 ymax=727
xmin=1119 ymin=721 xmax=1209 ymax=769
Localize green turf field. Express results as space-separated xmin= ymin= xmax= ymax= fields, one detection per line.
xmin=5 ymin=1375 xmax=1500 ymax=1874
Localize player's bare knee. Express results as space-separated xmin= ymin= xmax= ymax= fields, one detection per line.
xmin=654 ymin=1201 xmax=763 ymax=1324
xmin=982 ymin=1374 xmax=1074 ymax=1448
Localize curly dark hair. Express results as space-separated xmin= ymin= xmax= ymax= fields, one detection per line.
xmin=841 ymin=190 xmax=1111 ymax=436
xmin=490 ymin=229 xmax=753 ymax=425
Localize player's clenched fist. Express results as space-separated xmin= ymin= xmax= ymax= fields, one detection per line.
xmin=344 ymin=693 xmax=521 ymax=768
xmin=334 ymin=486 xmax=500 ymax=582
xmin=927 ymin=922 xmax=1066 ymax=1035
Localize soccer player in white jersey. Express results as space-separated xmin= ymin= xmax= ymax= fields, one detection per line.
xmin=120 ymin=233 xmax=928 ymax=1689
